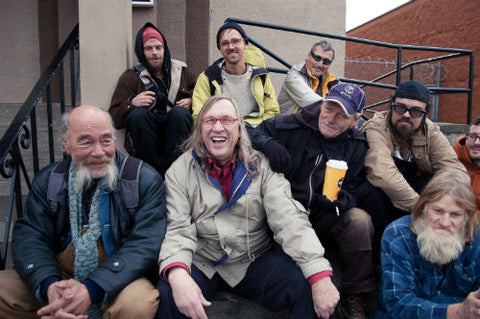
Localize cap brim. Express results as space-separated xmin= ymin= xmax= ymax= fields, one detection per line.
xmin=322 ymin=98 xmax=356 ymax=116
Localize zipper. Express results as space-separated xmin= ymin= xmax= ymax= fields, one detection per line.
xmin=307 ymin=154 xmax=323 ymax=213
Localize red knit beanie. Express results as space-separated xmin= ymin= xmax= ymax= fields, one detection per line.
xmin=142 ymin=26 xmax=164 ymax=46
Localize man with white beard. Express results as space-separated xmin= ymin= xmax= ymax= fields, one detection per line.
xmin=0 ymin=105 xmax=166 ymax=319
xmin=377 ymin=170 xmax=480 ymax=319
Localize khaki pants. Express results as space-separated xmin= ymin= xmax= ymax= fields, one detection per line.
xmin=0 ymin=270 xmax=159 ymax=319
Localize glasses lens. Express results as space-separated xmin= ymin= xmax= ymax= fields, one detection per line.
xmin=311 ymin=51 xmax=332 ymax=65
xmin=392 ymin=104 xmax=408 ymax=115
xmin=409 ymin=108 xmax=426 ymax=118
xmin=468 ymin=134 xmax=480 ymax=141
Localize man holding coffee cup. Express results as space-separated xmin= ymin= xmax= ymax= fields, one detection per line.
xmin=249 ymin=83 xmax=375 ymax=319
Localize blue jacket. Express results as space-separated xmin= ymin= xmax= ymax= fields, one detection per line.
xmin=377 ymin=215 xmax=480 ymax=319
xmin=12 ymin=151 xmax=167 ymax=299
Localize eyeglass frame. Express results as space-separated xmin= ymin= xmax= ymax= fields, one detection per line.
xmin=309 ymin=49 xmax=333 ymax=65
xmin=201 ymin=117 xmax=238 ymax=127
xmin=391 ymin=103 xmax=427 ymax=118
xmin=466 ymin=133 xmax=480 ymax=142
xmin=219 ymin=37 xmax=244 ymax=49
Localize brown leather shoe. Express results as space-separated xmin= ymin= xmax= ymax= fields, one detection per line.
xmin=336 ymin=294 xmax=366 ymax=319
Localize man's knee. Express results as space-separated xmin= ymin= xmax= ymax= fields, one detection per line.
xmin=167 ymin=107 xmax=193 ymax=126
xmin=343 ymin=208 xmax=374 ymax=233
xmin=104 ymin=278 xmax=159 ymax=319
xmin=0 ymin=269 xmax=41 ymax=318
xmin=125 ymin=107 xmax=151 ymax=128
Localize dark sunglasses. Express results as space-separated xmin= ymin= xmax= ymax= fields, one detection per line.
xmin=391 ymin=103 xmax=427 ymax=118
xmin=310 ymin=49 xmax=332 ymax=65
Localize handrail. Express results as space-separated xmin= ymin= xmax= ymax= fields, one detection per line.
xmin=226 ymin=18 xmax=474 ymax=123
xmin=0 ymin=24 xmax=79 ymax=270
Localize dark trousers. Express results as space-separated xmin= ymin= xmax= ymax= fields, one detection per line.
xmin=309 ymin=208 xmax=376 ymax=294
xmin=125 ymin=106 xmax=192 ymax=176
xmin=156 ymin=251 xmax=316 ymax=319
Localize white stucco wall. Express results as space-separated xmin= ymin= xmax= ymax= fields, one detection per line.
xmin=0 ymin=1 xmax=40 ymax=103
xmin=208 ymin=0 xmax=346 ymax=91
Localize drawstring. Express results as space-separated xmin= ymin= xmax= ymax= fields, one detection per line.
xmin=245 ymin=196 xmax=256 ymax=262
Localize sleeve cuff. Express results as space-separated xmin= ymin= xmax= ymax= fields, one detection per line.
xmin=81 ymin=279 xmax=106 ymax=305
xmin=307 ymin=271 xmax=333 ymax=285
xmin=162 ymin=262 xmax=190 ymax=281
xmin=39 ymin=275 xmax=62 ymax=301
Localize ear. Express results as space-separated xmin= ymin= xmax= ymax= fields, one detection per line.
xmin=63 ymin=137 xmax=71 ymax=155
xmin=351 ymin=117 xmax=359 ymax=128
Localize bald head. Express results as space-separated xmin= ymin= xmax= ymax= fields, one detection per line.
xmin=62 ymin=105 xmax=116 ymax=178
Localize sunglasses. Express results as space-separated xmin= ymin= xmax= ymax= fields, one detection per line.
xmin=391 ymin=103 xmax=427 ymax=118
xmin=310 ymin=49 xmax=332 ymax=65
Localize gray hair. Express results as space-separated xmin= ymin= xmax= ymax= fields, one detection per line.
xmin=183 ymin=95 xmax=261 ymax=177
xmin=61 ymin=107 xmax=115 ymax=147
xmin=311 ymin=40 xmax=335 ymax=60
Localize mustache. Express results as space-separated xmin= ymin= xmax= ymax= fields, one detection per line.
xmin=82 ymin=157 xmax=111 ymax=166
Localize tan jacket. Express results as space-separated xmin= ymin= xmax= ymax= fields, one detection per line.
xmin=158 ymin=150 xmax=331 ymax=287
xmin=360 ymin=111 xmax=466 ymax=211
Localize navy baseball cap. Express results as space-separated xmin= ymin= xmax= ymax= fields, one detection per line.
xmin=323 ymin=83 xmax=366 ymax=116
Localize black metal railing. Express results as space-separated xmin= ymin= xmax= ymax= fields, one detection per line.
xmin=0 ymin=25 xmax=80 ymax=269
xmin=227 ymin=18 xmax=474 ymax=123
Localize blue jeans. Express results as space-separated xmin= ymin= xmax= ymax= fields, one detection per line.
xmin=156 ymin=250 xmax=316 ymax=319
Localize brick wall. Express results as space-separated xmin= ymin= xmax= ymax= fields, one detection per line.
xmin=345 ymin=0 xmax=480 ymax=124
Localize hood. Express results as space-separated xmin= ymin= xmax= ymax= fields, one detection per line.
xmin=134 ymin=22 xmax=172 ymax=89
xmin=455 ymin=135 xmax=478 ymax=172
xmin=284 ymin=101 xmax=322 ymax=131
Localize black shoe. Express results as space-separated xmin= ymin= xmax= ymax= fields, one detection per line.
xmin=336 ymin=294 xmax=366 ymax=319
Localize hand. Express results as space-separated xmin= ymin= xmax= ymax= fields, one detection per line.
xmin=311 ymin=276 xmax=339 ymax=318
xmin=168 ymin=267 xmax=211 ymax=319
xmin=310 ymin=194 xmax=337 ymax=214
xmin=176 ymin=98 xmax=192 ymax=111
xmin=37 ymin=279 xmax=91 ymax=318
xmin=333 ymin=190 xmax=348 ymax=212
xmin=131 ymin=90 xmax=156 ymax=108
xmin=263 ymin=139 xmax=292 ymax=174
xmin=447 ymin=289 xmax=480 ymax=319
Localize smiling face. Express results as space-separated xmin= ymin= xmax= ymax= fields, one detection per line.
xmin=63 ymin=105 xmax=116 ymax=179
xmin=200 ymin=99 xmax=240 ymax=165
xmin=218 ymin=28 xmax=247 ymax=66
xmin=306 ymin=45 xmax=334 ymax=78
xmin=466 ymin=125 xmax=480 ymax=166
xmin=318 ymin=101 xmax=357 ymax=139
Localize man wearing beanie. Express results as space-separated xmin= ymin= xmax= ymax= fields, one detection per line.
xmin=360 ymin=80 xmax=466 ymax=218
xmin=192 ymin=20 xmax=279 ymax=126
xmin=109 ymin=22 xmax=196 ymax=177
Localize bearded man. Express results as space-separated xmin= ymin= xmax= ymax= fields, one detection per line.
xmin=377 ymin=170 xmax=480 ymax=319
xmin=0 ymin=105 xmax=166 ymax=319
xmin=360 ymin=80 xmax=465 ymax=218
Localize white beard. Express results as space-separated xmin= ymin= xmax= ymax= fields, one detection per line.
xmin=75 ymin=160 xmax=118 ymax=192
xmin=413 ymin=218 xmax=465 ymax=265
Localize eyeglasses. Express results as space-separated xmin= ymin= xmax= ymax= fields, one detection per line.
xmin=467 ymin=133 xmax=480 ymax=142
xmin=310 ymin=49 xmax=333 ymax=65
xmin=391 ymin=103 xmax=427 ymax=118
xmin=220 ymin=38 xmax=244 ymax=49
xmin=201 ymin=117 xmax=238 ymax=126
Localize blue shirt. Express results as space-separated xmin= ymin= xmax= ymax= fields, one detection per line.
xmin=377 ymin=215 xmax=480 ymax=319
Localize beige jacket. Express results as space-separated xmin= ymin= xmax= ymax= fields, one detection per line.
xmin=360 ymin=111 xmax=466 ymax=211
xmin=158 ymin=150 xmax=331 ymax=287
